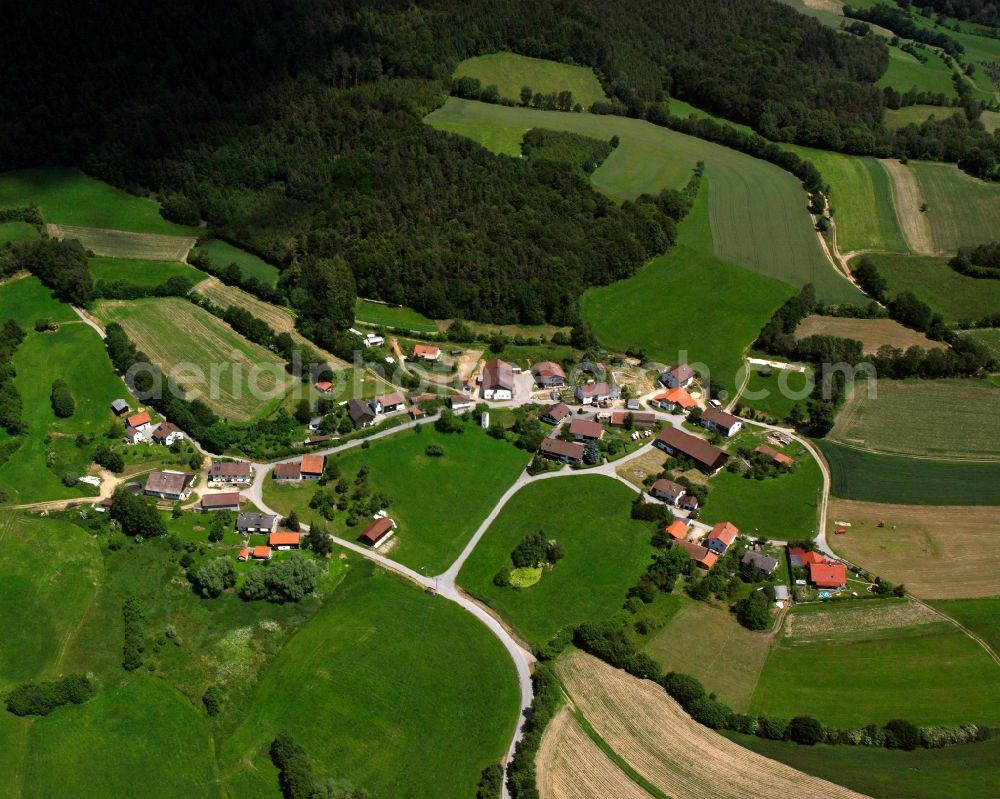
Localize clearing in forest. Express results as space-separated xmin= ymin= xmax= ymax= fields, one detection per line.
xmin=879 ymin=159 xmax=936 ymax=255
xmin=453 ymin=52 xmax=609 ymax=109
xmin=795 ymin=315 xmax=945 ymax=354
xmin=47 ymin=223 xmax=196 ymax=261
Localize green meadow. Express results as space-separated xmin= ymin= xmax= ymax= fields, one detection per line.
xmin=0 ymin=220 xmax=40 ymax=243
xmin=458 ymin=475 xmax=655 ymax=647
xmin=878 ymin=46 xmax=959 ymax=98
xmin=90 ymin=257 xmax=203 ymax=288
xmin=930 ymin=598 xmax=1000 ymax=655
xmin=738 ymin=365 xmax=814 ymax=421
xmin=453 ymin=52 xmax=609 ymax=108
xmin=0 ymin=274 xmax=77 ymax=328
xmin=192 ymin=238 xmax=280 ymax=286
xmin=913 ymin=161 xmax=1000 ymax=253
xmin=884 ymin=104 xmax=962 ymax=130
xmin=354 ymin=298 xmax=439 ymax=334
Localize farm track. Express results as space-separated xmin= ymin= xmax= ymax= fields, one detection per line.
xmin=879 ymin=159 xmax=937 ymax=255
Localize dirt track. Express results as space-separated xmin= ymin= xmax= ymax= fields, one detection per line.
xmin=879 ymin=159 xmax=936 ymax=255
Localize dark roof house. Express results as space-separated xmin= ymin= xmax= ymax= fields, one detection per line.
xmin=347 ymin=398 xmax=376 ymax=427
xmin=654 ymin=427 xmax=729 ymax=474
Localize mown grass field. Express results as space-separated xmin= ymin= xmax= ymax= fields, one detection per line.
xmin=426 ymin=98 xmax=860 ymax=304
xmin=453 ymin=52 xmax=609 ymax=108
xmin=48 ymin=223 xmax=196 ymax=261
xmin=818 ymin=439 xmax=1000 ymax=505
xmin=0 ymin=168 xmax=197 ymax=235
xmin=878 ymin=46 xmax=959 ymax=98
xmin=221 ymin=565 xmax=519 ymax=799
xmin=739 ymin=366 xmax=814 ymax=421
xmin=795 ymin=314 xmax=944 ymax=353
xmin=829 ymin=378 xmax=1000 ymax=458
xmin=0 ymin=274 xmax=77 ymax=328
xmin=930 ymin=598 xmax=1000 ymax=652
xmin=91 ymin=297 xmax=287 ymax=422
xmin=860 ymin=252 xmax=1000 ymax=323
xmin=750 ymin=601 xmax=1000 ymax=727
xmin=0 ymin=220 xmax=39 ymax=243
xmin=192 ymin=238 xmax=280 ymax=286
xmin=913 ymin=161 xmax=1000 ymax=253
xmin=354 ymin=298 xmax=438 ymax=334
xmin=457 ymin=476 xmax=655 ymax=647
xmin=782 ymin=145 xmax=907 ymax=253
xmin=582 ymin=185 xmax=793 ymax=397
xmin=884 ymin=104 xmax=962 ymax=130
xmin=90 ymin=257 xmax=202 ymax=287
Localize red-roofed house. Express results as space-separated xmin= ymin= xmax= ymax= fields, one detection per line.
xmin=652 ymin=387 xmax=697 ymax=412
xmin=413 ymin=344 xmax=441 ymax=362
xmin=300 ymin=454 xmax=325 ymax=479
xmin=665 ymin=520 xmax=689 ymax=540
xmin=675 ymin=540 xmax=718 ymax=570
xmin=569 ymin=418 xmax=604 ymax=441
xmin=756 ymin=445 xmax=794 ymax=468
xmin=789 ymin=547 xmax=827 ymax=568
xmin=269 ymin=532 xmax=301 ymax=550
xmin=531 ymin=361 xmax=566 ymax=388
xmin=238 ymin=548 xmax=249 ymax=561
xmin=705 ymin=521 xmax=739 ymax=555
xmin=359 ymin=517 xmax=396 ymax=548
xmin=314 ymin=381 xmax=333 ymax=393
xmin=126 ymin=410 xmax=152 ymax=431
xmin=610 ymin=410 xmax=655 ymax=428
xmin=371 ymin=391 xmax=406 ymax=414
xmin=251 ymin=546 xmax=272 ymax=560
xmin=810 ymin=561 xmax=847 ymax=589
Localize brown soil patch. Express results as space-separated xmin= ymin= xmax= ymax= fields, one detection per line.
xmin=615 ymin=447 xmax=666 ymax=488
xmin=795 ymin=315 xmax=945 ymax=354
xmin=879 ymin=159 xmax=936 ymax=255
xmin=784 ymin=599 xmax=939 ymax=640
xmin=537 ymin=707 xmax=647 ymax=799
xmin=558 ymin=652 xmax=868 ymax=799
xmin=830 ymin=498 xmax=1000 ymax=599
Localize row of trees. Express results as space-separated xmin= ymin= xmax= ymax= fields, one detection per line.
xmin=0 ymin=319 xmax=26 ymax=435
xmin=5 ymin=674 xmax=93 ymax=717
xmin=269 ymin=731 xmax=369 ymax=799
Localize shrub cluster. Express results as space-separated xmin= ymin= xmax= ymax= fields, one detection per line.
xmin=269 ymin=730 xmax=369 ymax=799
xmin=121 ymin=596 xmax=147 ymax=671
xmin=5 ymin=674 xmax=94 ymax=716
xmin=192 ymin=558 xmax=238 ymax=598
xmin=240 ymin=555 xmax=324 ymax=604
xmin=50 ymin=378 xmax=75 ymax=418
xmin=0 ymin=318 xmax=26 ymax=435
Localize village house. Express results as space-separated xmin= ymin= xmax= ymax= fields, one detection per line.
xmin=126 ymin=410 xmax=152 ymax=431
xmin=313 ymin=380 xmax=333 ymax=393
xmin=304 ymin=434 xmax=333 ymax=446
xmin=300 ymin=454 xmax=325 ymax=479
xmin=659 ymin=364 xmax=695 ymax=389
xmin=408 ymin=406 xmax=425 ymax=420
xmin=124 ymin=425 xmax=147 ymax=445
xmin=269 ymin=531 xmax=301 ymax=550
xmin=359 ymin=516 xmax=396 ymax=548
xmin=810 ymin=561 xmax=847 ymax=589
xmin=531 ymin=361 xmax=566 ymax=388
xmin=238 ymin=548 xmax=249 ymax=561
xmin=273 ymin=462 xmax=301 ymax=481
xmin=541 ymin=402 xmax=571 ymax=425
xmin=742 ymin=550 xmax=779 ymax=576
xmin=674 ymin=539 xmax=718 ymax=570
xmin=575 ymin=381 xmax=620 ymax=405
xmin=110 ymin=398 xmax=130 ymax=416
xmin=449 ymin=395 xmax=474 ymax=410
xmin=208 ymin=460 xmax=252 ymax=484
xmin=654 ymin=427 xmax=729 ymax=474
xmin=362 ymin=333 xmax=384 ymax=347
xmin=539 ymin=437 xmax=584 ymax=464
xmin=251 ymin=545 xmax=272 ymax=560
xmin=705 ymin=521 xmax=739 ymax=555
xmin=569 ymin=418 xmax=604 ymax=441
xmin=681 ymin=494 xmax=700 ymax=512
xmin=370 ymin=391 xmax=406 ymax=415
xmin=755 ymin=445 xmax=794 ymax=468
xmin=413 ymin=344 xmax=441 ymax=362
xmin=789 ymin=547 xmax=827 ymax=569
xmin=610 ymin=410 xmax=655 ymax=428
xmin=652 ymin=387 xmax=697 ymax=413
xmin=151 ymin=422 xmax=184 ymax=446
xmin=481 ymin=359 xmax=515 ymax=400
xmin=236 ymin=512 xmax=277 ymax=534
xmin=144 ymin=470 xmax=195 ymax=500
xmin=347 ymin=397 xmax=376 ymax=428
xmin=650 ymin=478 xmax=686 ymax=506
xmin=665 ymin=519 xmax=689 ymax=541
xmin=200 ymin=492 xmax=241 ymax=512
xmin=700 ymin=407 xmax=743 ymax=437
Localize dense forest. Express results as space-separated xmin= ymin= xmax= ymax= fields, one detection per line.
xmin=902 ymin=0 xmax=1000 ymax=26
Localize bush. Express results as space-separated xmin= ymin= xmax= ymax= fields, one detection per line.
xmin=756 ymin=715 xmax=789 ymax=740
xmin=93 ymin=445 xmax=125 ymax=473
xmin=735 ymin=590 xmax=771 ymax=631
xmin=5 ymin=674 xmax=94 ymax=716
xmin=122 ymin=596 xmax=146 ymax=671
xmin=789 ymin=715 xmax=825 ymax=745
xmin=424 ymin=443 xmax=444 ymax=457
xmin=476 ymin=763 xmax=504 ymax=799
xmin=661 ymin=672 xmax=706 ymax=710
xmin=493 ymin=567 xmax=511 ymax=587
xmin=884 ymin=718 xmax=921 ymax=751
xmin=270 ymin=731 xmax=316 ymax=799
xmin=192 ymin=558 xmax=238 ymax=598
xmin=688 ymin=696 xmax=733 ymax=729
xmin=240 ymin=555 xmax=324 ymax=603
xmin=507 ymin=664 xmax=560 ymax=798
xmin=202 ymin=685 xmax=223 ymax=716
xmin=50 ymin=378 xmax=75 ymax=418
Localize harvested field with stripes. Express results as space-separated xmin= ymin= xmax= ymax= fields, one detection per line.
xmin=795 ymin=315 xmax=945 ymax=354
xmin=47 ymin=223 xmax=196 ymax=261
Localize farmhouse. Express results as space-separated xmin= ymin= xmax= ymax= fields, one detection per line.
xmin=110 ymin=398 xmax=130 ymax=416
xmin=575 ymin=381 xmax=619 ymax=405
xmin=413 ymin=344 xmax=441 ymax=362
xmin=201 ymin=492 xmax=241 ymax=512
xmin=541 ymin=402 xmax=571 ymax=424
xmin=126 ymin=410 xmax=152 ymax=431
xmin=347 ymin=398 xmax=376 ymax=428
xmin=674 ymin=539 xmax=718 ymax=570
xmin=531 ymin=360 xmax=566 ymax=388
xmin=652 ymin=387 xmax=697 ymax=412
xmin=700 ymin=407 xmax=743 ymax=437
xmin=251 ymin=545 xmax=272 ymax=560
xmin=705 ymin=521 xmax=739 ymax=555
xmin=654 ymin=427 xmax=729 ymax=474
xmin=208 ymin=460 xmax=252 ymax=484
xmin=273 ymin=462 xmax=301 ymax=481
xmin=481 ymin=359 xmax=515 ymax=400
xmin=610 ymin=410 xmax=655 ymax=428
xmin=539 ymin=437 xmax=585 ymax=464
xmin=144 ymin=470 xmax=195 ymax=500
xmin=756 ymin=445 xmax=794 ymax=468
xmin=371 ymin=391 xmax=406 ymax=414
xmin=151 ymin=422 xmax=184 ymax=446
xmin=650 ymin=479 xmax=686 ymax=506
xmin=300 ymin=454 xmax=325 ymax=479
xmin=314 ymin=381 xmax=333 ymax=393
xmin=236 ymin=512 xmax=277 ymax=533
xmin=269 ymin=531 xmax=301 ymax=550
xmin=810 ymin=561 xmax=847 ymax=589
xmin=660 ymin=364 xmax=695 ymax=389
xmin=359 ymin=516 xmax=396 ymax=548
xmin=124 ymin=425 xmax=147 ymax=445
xmin=569 ymin=418 xmax=604 ymax=441
xmin=742 ymin=550 xmax=779 ymax=576
xmin=449 ymin=395 xmax=473 ymax=410
xmin=665 ymin=519 xmax=689 ymax=540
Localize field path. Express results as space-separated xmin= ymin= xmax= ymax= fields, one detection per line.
xmin=879 ymin=159 xmax=936 ymax=255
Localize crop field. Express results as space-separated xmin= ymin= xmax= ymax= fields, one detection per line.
xmin=782 ymin=144 xmax=906 ymax=253
xmin=795 ymin=314 xmax=945 ymax=353
xmin=427 ymin=98 xmax=860 ymax=304
xmin=192 ymin=238 xmax=280 ymax=286
xmin=457 ymin=476 xmax=655 ymax=647
xmin=818 ymin=440 xmax=1000 ymax=505
xmin=355 ymin=298 xmax=438 ymax=334
xmin=829 ymin=378 xmax=1000 ymax=458
xmin=861 ymin=252 xmax=1000 ymax=323
xmin=583 ymin=186 xmax=793 ymax=397
xmin=750 ymin=601 xmax=1000 ymax=726
xmin=453 ymin=52 xmax=609 ymax=108
xmin=884 ymin=104 xmax=962 ymax=130
xmin=830 ymin=498 xmax=1000 ymax=599
xmin=930 ymin=599 xmax=1000 ymax=653
xmin=912 ymin=161 xmax=1000 ymax=253
xmin=90 ymin=257 xmax=202 ymax=287
xmin=880 ymin=158 xmax=937 ymax=255
xmin=0 ymin=168 xmax=197 ymax=235
xmin=221 ymin=566 xmax=518 ymax=799
xmin=645 ymin=599 xmax=772 ymax=712
xmin=47 ymin=223 xmax=196 ymax=261
xmin=739 ymin=366 xmax=814 ymax=421
xmin=878 ymin=46 xmax=958 ymax=98
xmin=91 ymin=297 xmax=287 ymax=421
xmin=0 ymin=220 xmax=39 ymax=243
xmin=557 ymin=651 xmax=867 ymax=799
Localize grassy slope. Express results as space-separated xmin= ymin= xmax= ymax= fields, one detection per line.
xmin=818 ymin=439 xmax=1000 ymax=505
xmin=0 ymin=168 xmax=196 ymax=235
xmin=739 ymin=366 xmax=814 ymax=421
xmin=426 ymin=98 xmax=859 ymax=304
xmin=453 ymin=52 xmax=609 ymax=108
xmin=964 ymin=327 xmax=1000 ymax=360
xmin=878 ymin=46 xmax=959 ymax=98
xmin=220 ymin=566 xmax=519 ymax=799
xmin=884 ymin=104 xmax=962 ymax=130
xmin=913 ymin=161 xmax=1000 ymax=253
xmin=0 ymin=221 xmax=40 ymax=243
xmin=457 ymin=476 xmax=655 ymax=647
xmin=90 ymin=257 xmax=204 ymax=288
xmin=930 ymin=598 xmax=1000 ymax=654
xmin=582 ymin=185 xmax=793 ymax=396
xmin=861 ymin=252 xmax=1000 ymax=323
xmin=354 ymin=298 xmax=438 ymax=334
xmin=0 ymin=274 xmax=77 ymax=327
xmin=192 ymin=238 xmax=280 ymax=286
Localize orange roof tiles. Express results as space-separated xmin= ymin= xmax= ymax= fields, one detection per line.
xmin=251 ymin=546 xmax=272 ymax=559
xmin=810 ymin=561 xmax=847 ymax=588
xmin=269 ymin=532 xmax=300 ymax=547
xmin=708 ymin=521 xmax=739 ymax=546
xmin=126 ymin=411 xmax=151 ymax=428
xmin=666 ymin=520 xmax=688 ymax=540
xmin=300 ymin=453 xmax=325 ymax=475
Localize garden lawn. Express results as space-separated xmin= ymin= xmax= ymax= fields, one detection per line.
xmin=90 ymin=257 xmax=203 ymax=288
xmin=583 ymin=186 xmax=793 ymax=399
xmin=354 ymin=298 xmax=438 ymax=334
xmin=929 ymin=599 xmax=1000 ymax=653
xmin=220 ymin=565 xmax=519 ymax=799
xmin=0 ymin=221 xmax=39 ymax=243
xmin=192 ymin=238 xmax=280 ymax=286
xmin=457 ymin=475 xmax=655 ymax=647
xmin=913 ymin=161 xmax=1000 ymax=253
xmin=739 ymin=366 xmax=814 ymax=422
xmin=0 ymin=168 xmax=196 ymax=235
xmin=817 ymin=440 xmax=1000 ymax=505
xmin=452 ymin=52 xmax=609 ymax=108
